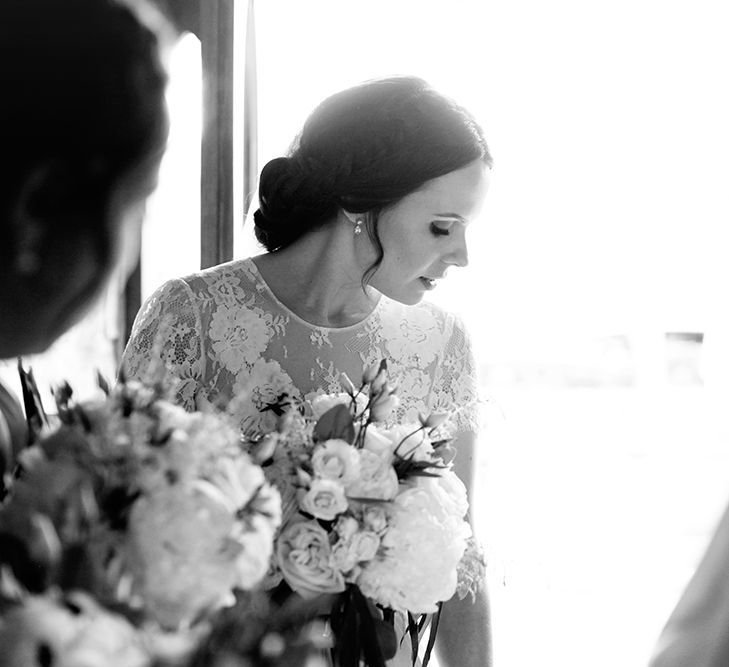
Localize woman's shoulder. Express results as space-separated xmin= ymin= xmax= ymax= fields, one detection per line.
xmin=146 ymin=258 xmax=260 ymax=304
xmin=179 ymin=257 xmax=258 ymax=292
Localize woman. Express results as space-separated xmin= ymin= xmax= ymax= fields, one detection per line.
xmin=122 ymin=76 xmax=492 ymax=666
xmin=0 ymin=0 xmax=170 ymax=482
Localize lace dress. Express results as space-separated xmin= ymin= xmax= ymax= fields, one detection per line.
xmin=121 ymin=257 xmax=481 ymax=667
xmin=121 ymin=258 xmax=480 ymax=438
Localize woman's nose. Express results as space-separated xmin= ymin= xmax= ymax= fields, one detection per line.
xmin=445 ymin=236 xmax=469 ymax=268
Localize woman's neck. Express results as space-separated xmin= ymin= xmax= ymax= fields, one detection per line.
xmin=252 ymin=220 xmax=380 ymax=328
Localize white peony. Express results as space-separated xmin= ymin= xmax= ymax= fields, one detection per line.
xmin=127 ymin=457 xmax=280 ymax=630
xmin=355 ymin=485 xmax=471 ymax=614
xmin=128 ymin=487 xmax=240 ymax=628
xmin=0 ymin=592 xmax=150 ymax=667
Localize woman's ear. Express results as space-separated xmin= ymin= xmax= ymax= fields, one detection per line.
xmin=7 ymin=165 xmax=55 ymax=278
xmin=9 ymin=161 xmax=112 ymax=280
xmin=0 ymin=162 xmax=113 ymax=355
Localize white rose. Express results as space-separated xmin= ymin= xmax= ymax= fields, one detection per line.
xmin=330 ymin=530 xmax=380 ymax=574
xmin=350 ymin=530 xmax=380 ymax=562
xmin=311 ymin=439 xmax=360 ymax=484
xmin=330 ymin=540 xmax=358 ymax=574
xmin=299 ymin=478 xmax=348 ymax=520
xmin=335 ymin=515 xmax=360 ymax=540
xmin=276 ymin=520 xmax=346 ymax=597
xmin=362 ymin=505 xmax=388 ymax=534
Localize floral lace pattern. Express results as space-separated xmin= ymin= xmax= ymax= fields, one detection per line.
xmin=121 ymin=258 xmax=480 ymax=437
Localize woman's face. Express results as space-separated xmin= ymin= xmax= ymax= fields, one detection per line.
xmin=365 ymin=159 xmax=490 ymax=305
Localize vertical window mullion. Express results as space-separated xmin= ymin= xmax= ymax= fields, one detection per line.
xmin=200 ymin=0 xmax=235 ymax=269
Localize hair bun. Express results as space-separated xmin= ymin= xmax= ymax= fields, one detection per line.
xmin=253 ymin=156 xmax=338 ymax=251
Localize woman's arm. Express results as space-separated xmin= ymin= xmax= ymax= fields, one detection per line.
xmin=435 ymin=429 xmax=492 ymax=667
xmin=649 ymin=499 xmax=729 ymax=667
xmin=120 ymin=278 xmax=204 ymax=409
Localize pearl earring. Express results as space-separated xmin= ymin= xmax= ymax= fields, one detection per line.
xmin=343 ymin=210 xmax=364 ymax=235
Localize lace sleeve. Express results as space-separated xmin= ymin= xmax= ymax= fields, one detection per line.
xmin=431 ymin=314 xmax=481 ymax=435
xmin=120 ymin=279 xmax=204 ymax=411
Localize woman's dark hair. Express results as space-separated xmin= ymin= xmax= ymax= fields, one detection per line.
xmin=0 ymin=0 xmax=170 ymax=245
xmin=254 ymin=76 xmax=492 ymax=265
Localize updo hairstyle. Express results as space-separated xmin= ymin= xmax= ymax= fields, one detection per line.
xmin=254 ymin=76 xmax=492 ymax=254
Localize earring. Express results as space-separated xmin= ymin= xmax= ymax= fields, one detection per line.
xmin=343 ymin=210 xmax=364 ymax=235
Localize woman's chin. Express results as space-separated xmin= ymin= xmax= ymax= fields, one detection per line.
xmin=386 ymin=289 xmax=425 ymax=307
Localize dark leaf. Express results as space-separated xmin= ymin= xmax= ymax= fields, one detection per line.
xmin=58 ymin=543 xmax=98 ymax=593
xmin=100 ymin=487 xmax=141 ymax=531
xmin=393 ymin=457 xmax=446 ymax=480
xmin=260 ymin=392 xmax=293 ymax=417
xmin=407 ymin=612 xmax=419 ymax=665
xmin=17 ymin=361 xmax=48 ymax=444
xmin=331 ymin=588 xmax=360 ymax=667
xmin=422 ymin=603 xmax=443 ymax=667
xmin=367 ymin=605 xmax=397 ymax=661
xmin=0 ymin=531 xmax=51 ymax=593
xmin=353 ymin=588 xmax=388 ymax=667
xmin=96 ymin=371 xmax=111 ymax=397
xmin=313 ymin=404 xmax=355 ymax=445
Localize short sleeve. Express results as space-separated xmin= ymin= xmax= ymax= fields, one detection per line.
xmin=120 ymin=279 xmax=204 ymax=411
xmin=430 ymin=314 xmax=481 ymax=435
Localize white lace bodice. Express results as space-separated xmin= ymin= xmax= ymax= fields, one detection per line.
xmin=121 ymin=258 xmax=479 ymax=437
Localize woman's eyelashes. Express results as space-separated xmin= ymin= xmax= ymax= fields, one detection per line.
xmin=430 ymin=221 xmax=452 ymax=237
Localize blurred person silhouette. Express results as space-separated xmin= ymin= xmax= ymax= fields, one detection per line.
xmin=0 ymin=0 xmax=170 ymax=488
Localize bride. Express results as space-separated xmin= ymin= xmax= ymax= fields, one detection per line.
xmin=122 ymin=75 xmax=492 ymax=666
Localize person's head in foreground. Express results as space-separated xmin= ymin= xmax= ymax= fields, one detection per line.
xmin=253 ymin=76 xmax=492 ymax=306
xmin=0 ymin=0 xmax=171 ymax=359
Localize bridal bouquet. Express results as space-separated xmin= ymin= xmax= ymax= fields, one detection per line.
xmin=247 ymin=362 xmax=486 ymax=667
xmin=0 ymin=372 xmax=327 ymax=666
